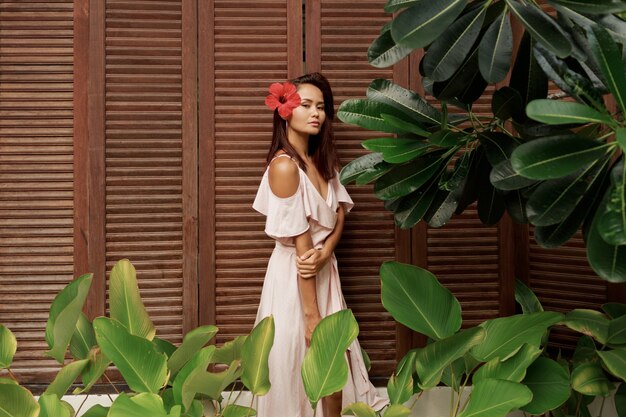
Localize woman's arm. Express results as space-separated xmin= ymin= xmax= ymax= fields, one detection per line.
xmin=296 ymin=205 xmax=345 ymax=278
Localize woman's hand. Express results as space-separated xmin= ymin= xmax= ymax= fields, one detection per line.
xmin=304 ymin=313 xmax=322 ymax=347
xmin=297 ymin=248 xmax=331 ymax=279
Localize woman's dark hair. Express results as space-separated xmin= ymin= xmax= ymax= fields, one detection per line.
xmin=265 ymin=72 xmax=340 ymax=181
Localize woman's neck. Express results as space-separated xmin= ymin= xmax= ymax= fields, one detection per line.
xmin=287 ymin=128 xmax=309 ymax=160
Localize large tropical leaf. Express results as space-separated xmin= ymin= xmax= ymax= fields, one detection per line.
xmin=514 ymin=280 xmax=544 ymax=315
xmin=381 ymin=113 xmax=431 ymax=137
xmin=362 ymin=138 xmax=429 ymax=164
xmin=432 ymin=45 xmax=487 ymax=105
xmin=478 ymin=12 xmax=513 ymax=83
xmin=510 ymin=134 xmax=609 ymax=180
xmin=109 ymin=393 xmax=180 ymax=417
xmin=390 ymin=0 xmax=466 ymax=50
xmin=490 ymin=159 xmax=537 ymax=191
xmin=587 ymin=23 xmax=626 ymax=116
xmin=521 ymin=357 xmax=571 ymax=414
xmin=43 ymin=359 xmax=89 ymax=398
xmin=38 ymin=394 xmax=71 ymax=417
xmin=471 ymin=312 xmax=563 ymax=361
xmin=0 ymin=384 xmax=39 ymax=417
xmin=506 ymin=0 xmax=572 ymax=58
xmin=212 ymin=335 xmax=246 ymax=365
xmin=598 ymin=160 xmax=626 ymax=245
xmin=81 ymin=405 xmax=109 ymax=417
xmin=241 ymin=315 xmax=274 ymax=396
xmin=172 ymin=346 xmax=216 ymax=409
xmin=381 ymin=404 xmax=412 ymax=417
xmin=562 ymin=309 xmax=610 ymax=344
xmin=392 ymin=179 xmax=440 ymax=228
xmin=368 ymin=29 xmax=413 ymax=68
xmin=492 ymin=87 xmax=523 ymax=121
xmin=93 ymin=317 xmax=167 ymax=394
xmin=526 ymin=99 xmax=614 ymax=125
xmin=74 ymin=347 xmax=110 ymax=394
xmin=415 ymin=327 xmax=485 ymax=389
xmin=0 ymin=325 xmax=16 ymax=369
xmin=301 ymin=309 xmax=358 ymax=409
xmin=603 ymin=302 xmax=626 ymax=319
xmin=45 ymin=273 xmax=93 ymax=363
xmin=387 ymin=350 xmax=416 ymax=405
xmin=473 ymin=343 xmax=542 ymax=383
xmin=423 ymin=6 xmax=486 ymax=82
xmin=69 ymin=312 xmax=96 ymax=360
xmin=458 ymin=379 xmax=532 ymax=417
xmin=194 ymin=359 xmax=241 ymax=400
xmin=340 ymin=153 xmax=385 ymax=185
xmin=549 ymin=0 xmax=626 ymax=14
xmin=608 ymin=313 xmax=626 ymax=344
xmin=384 ymin=0 xmax=420 ymax=13
xmin=571 ymin=361 xmax=614 ymax=396
xmin=222 ymin=405 xmax=257 ymax=417
xmin=510 ymin=33 xmax=548 ymax=120
xmin=597 ymin=348 xmax=626 ymax=381
xmin=168 ymin=325 xmax=218 ymax=375
xmin=616 ymin=382 xmax=626 ymax=417
xmin=380 ymin=261 xmax=461 ymax=340
xmin=338 ymin=99 xmax=412 ymax=134
xmin=341 ymin=402 xmax=376 ymax=417
xmin=366 ymin=79 xmax=442 ymax=125
xmin=109 ymin=259 xmax=155 ymax=340
xmin=374 ymin=152 xmax=445 ymax=200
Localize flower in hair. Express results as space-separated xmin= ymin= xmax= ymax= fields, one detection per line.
xmin=265 ymin=82 xmax=301 ymax=119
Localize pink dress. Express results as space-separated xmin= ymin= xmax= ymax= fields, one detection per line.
xmin=252 ymin=154 xmax=389 ymax=416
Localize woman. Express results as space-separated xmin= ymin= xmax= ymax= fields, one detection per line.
xmin=252 ymin=73 xmax=388 ymax=416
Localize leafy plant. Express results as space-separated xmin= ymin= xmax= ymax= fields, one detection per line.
xmin=339 ymin=0 xmax=626 ymax=282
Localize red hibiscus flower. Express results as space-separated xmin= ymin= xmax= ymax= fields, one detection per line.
xmin=265 ymin=82 xmax=301 ymax=119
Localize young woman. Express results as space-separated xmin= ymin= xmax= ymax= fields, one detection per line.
xmin=252 ymin=73 xmax=388 ymax=416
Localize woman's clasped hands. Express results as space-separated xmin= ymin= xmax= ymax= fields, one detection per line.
xmin=297 ymin=247 xmax=331 ymax=279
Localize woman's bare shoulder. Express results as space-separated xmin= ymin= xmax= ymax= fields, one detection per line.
xmin=268 ymin=155 xmax=300 ymax=198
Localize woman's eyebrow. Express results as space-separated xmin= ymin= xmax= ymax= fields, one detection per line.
xmin=300 ymin=97 xmax=324 ymax=104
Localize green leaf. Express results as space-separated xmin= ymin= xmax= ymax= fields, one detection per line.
xmin=474 ymin=343 xmax=542 ymax=383
xmin=154 ymin=337 xmax=177 ymax=358
xmin=368 ymin=29 xmax=413 ymax=68
xmin=515 ymin=280 xmax=544 ymax=315
xmin=506 ymin=0 xmax=572 ymax=58
xmin=479 ymin=12 xmax=513 ymax=83
xmin=380 ymin=261 xmax=461 ymax=340
xmin=0 ymin=384 xmax=39 ymax=417
xmin=562 ymin=309 xmax=610 ymax=344
xmin=222 ymin=405 xmax=257 ymax=417
xmin=193 ymin=359 xmax=241 ymax=400
xmin=69 ymin=312 xmax=96 ymax=360
xmin=0 ymin=378 xmax=17 ymax=385
xmin=387 ymin=350 xmax=416 ymax=404
xmin=603 ymin=302 xmax=626 ymax=319
xmin=471 ymin=312 xmax=564 ymax=361
xmin=527 ymin=99 xmax=614 ymax=125
xmin=382 ymin=404 xmax=412 ymax=417
xmin=617 ymin=128 xmax=626 ymax=152
xmin=393 ymin=179 xmax=439 ymax=228
xmin=490 ymin=159 xmax=537 ymax=191
xmin=384 ymin=0 xmax=420 ymax=13
xmin=301 ymin=309 xmax=359 ymax=409
xmin=374 ymin=152 xmax=444 ymax=200
xmin=381 ymin=113 xmax=431 ymax=137
xmin=598 ymin=160 xmax=626 ymax=245
xmin=366 ymin=79 xmax=442 ymax=125
xmin=432 ymin=45 xmax=487 ymax=105
xmin=81 ymin=405 xmax=109 ymax=417
xmin=573 ymin=335 xmax=597 ymax=366
xmin=212 ymin=335 xmax=246 ymax=365
xmin=597 ymin=347 xmax=626 ymax=381
xmin=428 ymin=130 xmax=464 ymax=148
xmin=505 ymin=190 xmax=528 ymax=224
xmin=477 ymin=153 xmax=506 ymax=226
xmin=361 ymin=347 xmax=372 ymax=372
xmin=478 ymin=132 xmax=520 ymax=166
xmin=168 ymin=325 xmax=218 ymax=375
xmin=511 ymin=134 xmax=609 ymax=180
xmin=441 ymin=357 xmax=464 ymax=392
xmin=93 ymin=317 xmax=167 ymax=394
xmin=549 ymin=0 xmax=626 ymax=14
xmin=615 ymin=383 xmax=626 ymax=417
xmin=492 ymin=87 xmax=523 ymax=120
xmin=109 ymin=393 xmax=180 ymax=417
xmin=458 ymin=379 xmax=533 ymax=417
xmin=43 ymin=359 xmax=89 ymax=398
xmin=522 ymin=357 xmax=571 ymax=414
xmin=38 ymin=394 xmax=71 ymax=417
xmin=44 ymin=273 xmax=93 ymax=363
xmin=109 ymin=259 xmax=155 ymax=340
xmin=0 ymin=325 xmax=17 ymax=369
xmin=415 ymin=327 xmax=485 ymax=389
xmin=356 ymin=161 xmax=394 ymax=186
xmin=338 ymin=99 xmax=410 ymax=134
xmin=341 ymin=402 xmax=376 ymax=417
xmin=390 ymin=0 xmax=466 ymax=50
xmin=74 ymin=347 xmax=110 ymax=394
xmin=510 ymin=33 xmax=548 ymax=121
xmin=362 ymin=138 xmax=429 ymax=164
xmin=588 ymin=23 xmax=626 ymax=116
xmin=241 ymin=315 xmax=274 ymax=396
xmin=340 ymin=153 xmax=385 ymax=185
xmin=423 ymin=6 xmax=486 ymax=82
xmin=571 ymin=361 xmax=614 ymax=396
xmin=172 ymin=346 xmax=216 ymax=410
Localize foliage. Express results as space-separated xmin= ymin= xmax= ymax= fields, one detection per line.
xmin=339 ymin=0 xmax=626 ymax=283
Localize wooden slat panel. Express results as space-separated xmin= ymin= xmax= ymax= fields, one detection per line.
xmin=104 ymin=0 xmax=185 ymax=344
xmin=320 ymin=0 xmax=397 ymax=378
xmin=0 ymin=0 xmax=74 ymax=382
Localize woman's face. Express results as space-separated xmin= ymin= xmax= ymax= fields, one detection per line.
xmin=287 ymin=83 xmax=326 ymax=137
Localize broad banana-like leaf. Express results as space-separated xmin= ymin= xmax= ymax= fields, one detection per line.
xmin=587 ymin=24 xmax=626 ymax=116
xmin=109 ymin=393 xmax=181 ymax=417
xmin=416 ymin=327 xmax=485 ymax=390
xmin=222 ymin=404 xmax=257 ymax=417
xmin=38 ymin=394 xmax=71 ymax=417
xmin=0 ymin=325 xmax=16 ymax=369
xmin=0 ymin=378 xmax=17 ymax=385
xmin=366 ymin=79 xmax=441 ymax=125
xmin=93 ymin=317 xmax=167 ymax=394
xmin=368 ymin=29 xmax=413 ymax=68
xmin=168 ymin=325 xmax=218 ymax=375
xmin=154 ymin=337 xmax=177 ymax=358
xmin=45 ymin=273 xmax=93 ymax=363
xmin=0 ymin=384 xmax=39 ymax=417
xmin=521 ymin=357 xmax=571 ymax=414
xmin=43 ymin=358 xmax=89 ymax=398
xmin=526 ymin=99 xmax=613 ymax=125
xmin=608 ymin=314 xmax=626 ymax=344
xmin=212 ymin=335 xmax=246 ymax=365
xmin=510 ymin=134 xmax=610 ymax=180
xmin=362 ymin=138 xmax=428 ymax=165
xmin=341 ymin=402 xmax=376 ymax=417
xmin=562 ymin=309 xmax=610 ymax=344
xmin=603 ymin=302 xmax=626 ymax=319
xmin=109 ymin=259 xmax=155 ymax=340
xmin=390 ymin=0 xmax=466 ymax=50
xmin=514 ymin=280 xmax=544 ymax=315
xmin=194 ymin=359 xmax=241 ymax=400
xmin=382 ymin=404 xmax=412 ymax=417
xmin=424 ymin=6 xmax=486 ymax=82
xmin=471 ymin=312 xmax=563 ymax=361
xmin=387 ymin=349 xmax=416 ymax=404
xmin=473 ymin=343 xmax=542 ymax=383
xmin=458 ymin=378 xmax=532 ymax=417
xmin=597 ymin=348 xmax=626 ymax=381
xmin=74 ymin=347 xmax=110 ymax=394
xmin=81 ymin=405 xmax=109 ymax=417
xmin=172 ymin=345 xmax=216 ymax=409
xmin=506 ymin=0 xmax=572 ymax=58
xmin=478 ymin=12 xmax=513 ymax=83
xmin=572 ymin=361 xmax=614 ymax=396
xmin=380 ymin=261 xmax=461 ymax=340
xmin=598 ymin=160 xmax=626 ymax=245
xmin=69 ymin=312 xmax=96 ymax=360
xmin=301 ymin=309 xmax=358 ymax=409
xmin=572 ymin=335 xmax=597 ymax=367
xmin=241 ymin=315 xmax=274 ymax=396
xmin=374 ymin=152 xmax=445 ymax=200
